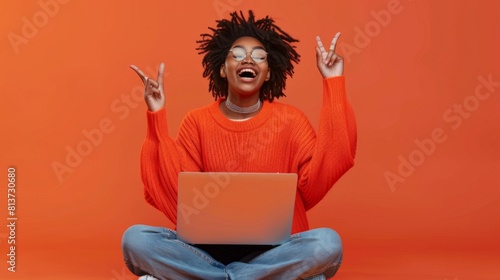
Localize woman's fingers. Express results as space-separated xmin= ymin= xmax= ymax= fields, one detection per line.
xmin=131 ymin=63 xmax=166 ymax=112
xmin=130 ymin=65 xmax=149 ymax=84
xmin=329 ymin=32 xmax=341 ymax=53
xmin=157 ymin=63 xmax=165 ymax=91
xmin=131 ymin=64 xmax=163 ymax=89
xmin=145 ymin=79 xmax=159 ymax=89
xmin=149 ymin=87 xmax=162 ymax=98
xmin=315 ymin=46 xmax=323 ymax=65
xmin=324 ymin=32 xmax=341 ymax=66
xmin=315 ymin=35 xmax=326 ymax=57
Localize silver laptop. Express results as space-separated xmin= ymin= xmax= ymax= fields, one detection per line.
xmin=176 ymin=172 xmax=297 ymax=245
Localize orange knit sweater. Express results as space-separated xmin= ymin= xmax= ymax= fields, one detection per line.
xmin=140 ymin=76 xmax=357 ymax=234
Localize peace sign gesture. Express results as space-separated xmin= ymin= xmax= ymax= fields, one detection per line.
xmin=315 ymin=32 xmax=344 ymax=78
xmin=130 ymin=63 xmax=166 ymax=112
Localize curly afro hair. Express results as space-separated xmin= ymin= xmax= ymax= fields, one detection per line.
xmin=196 ymin=10 xmax=300 ymax=102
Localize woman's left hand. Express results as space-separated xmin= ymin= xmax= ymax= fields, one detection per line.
xmin=316 ymin=32 xmax=343 ymax=78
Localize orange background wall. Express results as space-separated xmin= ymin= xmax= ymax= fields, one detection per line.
xmin=1 ymin=0 xmax=499 ymax=279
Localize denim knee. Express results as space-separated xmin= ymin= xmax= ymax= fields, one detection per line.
xmin=308 ymin=228 xmax=343 ymax=261
xmin=122 ymin=224 xmax=151 ymax=254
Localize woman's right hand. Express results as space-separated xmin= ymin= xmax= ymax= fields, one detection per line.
xmin=130 ymin=63 xmax=166 ymax=112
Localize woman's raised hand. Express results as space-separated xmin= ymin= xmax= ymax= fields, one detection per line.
xmin=315 ymin=32 xmax=344 ymax=78
xmin=130 ymin=63 xmax=166 ymax=112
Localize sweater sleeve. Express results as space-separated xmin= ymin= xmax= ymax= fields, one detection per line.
xmin=140 ymin=107 xmax=201 ymax=224
xmin=296 ymin=76 xmax=357 ymax=211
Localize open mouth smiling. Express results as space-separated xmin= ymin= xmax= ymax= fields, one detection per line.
xmin=238 ymin=68 xmax=257 ymax=79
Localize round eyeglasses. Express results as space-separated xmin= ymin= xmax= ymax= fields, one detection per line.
xmin=228 ymin=47 xmax=268 ymax=63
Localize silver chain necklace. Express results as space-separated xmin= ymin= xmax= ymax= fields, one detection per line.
xmin=225 ymin=97 xmax=261 ymax=114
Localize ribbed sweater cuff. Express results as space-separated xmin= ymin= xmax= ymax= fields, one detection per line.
xmin=323 ymin=76 xmax=346 ymax=102
xmin=145 ymin=107 xmax=169 ymax=141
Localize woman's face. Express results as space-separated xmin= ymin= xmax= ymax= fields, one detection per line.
xmin=220 ymin=36 xmax=271 ymax=99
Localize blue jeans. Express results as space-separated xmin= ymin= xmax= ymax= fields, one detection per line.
xmin=122 ymin=225 xmax=343 ymax=280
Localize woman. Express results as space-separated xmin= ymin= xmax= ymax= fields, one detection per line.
xmin=122 ymin=10 xmax=357 ymax=280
